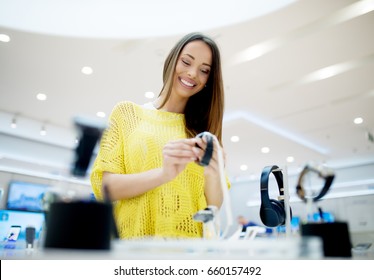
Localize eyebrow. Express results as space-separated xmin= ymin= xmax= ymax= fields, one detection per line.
xmin=184 ymin=53 xmax=211 ymax=67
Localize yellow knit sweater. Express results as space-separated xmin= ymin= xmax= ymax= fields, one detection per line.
xmin=91 ymin=101 xmax=209 ymax=239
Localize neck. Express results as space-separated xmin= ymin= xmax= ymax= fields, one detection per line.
xmin=154 ymin=95 xmax=187 ymax=114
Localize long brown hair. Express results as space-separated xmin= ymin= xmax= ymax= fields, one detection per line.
xmin=158 ymin=32 xmax=225 ymax=143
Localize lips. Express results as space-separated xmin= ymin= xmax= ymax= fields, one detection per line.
xmin=180 ymin=77 xmax=196 ymax=88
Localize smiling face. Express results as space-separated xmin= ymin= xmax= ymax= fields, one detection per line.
xmin=172 ymin=40 xmax=212 ymax=100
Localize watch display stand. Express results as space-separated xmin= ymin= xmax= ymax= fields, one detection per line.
xmin=301 ymin=221 xmax=352 ymax=257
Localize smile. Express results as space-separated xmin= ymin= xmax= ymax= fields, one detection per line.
xmin=180 ymin=78 xmax=195 ymax=87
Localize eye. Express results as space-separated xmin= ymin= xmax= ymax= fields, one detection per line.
xmin=201 ymin=68 xmax=210 ymax=75
xmin=182 ymin=59 xmax=190 ymax=66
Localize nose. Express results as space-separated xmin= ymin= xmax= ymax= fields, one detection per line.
xmin=187 ymin=67 xmax=198 ymax=78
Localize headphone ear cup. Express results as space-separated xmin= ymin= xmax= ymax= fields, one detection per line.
xmin=260 ymin=199 xmax=285 ymax=227
xmin=271 ymin=199 xmax=286 ymax=226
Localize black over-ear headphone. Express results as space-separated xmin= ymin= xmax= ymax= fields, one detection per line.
xmin=296 ymin=163 xmax=335 ymax=203
xmin=260 ymin=165 xmax=292 ymax=227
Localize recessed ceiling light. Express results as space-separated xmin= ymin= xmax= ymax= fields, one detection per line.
xmin=81 ymin=66 xmax=93 ymax=75
xmin=230 ymin=135 xmax=240 ymax=142
xmin=286 ymin=156 xmax=294 ymax=163
xmin=145 ymin=91 xmax=155 ymax=99
xmin=261 ymin=147 xmax=270 ymax=154
xmin=36 ymin=93 xmax=47 ymax=101
xmin=0 ymin=34 xmax=10 ymax=42
xmin=353 ymin=117 xmax=363 ymax=124
xmin=96 ymin=111 xmax=106 ymax=118
xmin=240 ymin=164 xmax=248 ymax=171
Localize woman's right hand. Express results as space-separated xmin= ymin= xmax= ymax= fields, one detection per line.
xmin=162 ymin=138 xmax=198 ymax=181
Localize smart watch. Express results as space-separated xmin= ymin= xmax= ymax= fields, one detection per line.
xmin=296 ymin=163 xmax=335 ymax=202
xmin=195 ymin=132 xmax=214 ymax=166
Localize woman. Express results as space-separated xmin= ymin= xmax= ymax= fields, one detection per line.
xmin=91 ymin=32 xmax=228 ymax=239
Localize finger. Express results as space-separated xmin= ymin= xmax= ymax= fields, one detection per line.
xmin=163 ymin=144 xmax=197 ymax=160
xmin=164 ymin=154 xmax=196 ymax=164
xmin=163 ymin=149 xmax=197 ymax=159
xmin=166 ymin=139 xmax=199 ymax=150
xmin=194 ymin=137 xmax=206 ymax=150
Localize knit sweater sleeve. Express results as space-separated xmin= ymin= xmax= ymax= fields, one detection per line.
xmin=90 ymin=102 xmax=127 ymax=201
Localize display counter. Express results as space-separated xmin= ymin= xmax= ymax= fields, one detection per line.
xmin=3 ymin=236 xmax=374 ymax=260
xmin=0 ymin=236 xmax=332 ymax=260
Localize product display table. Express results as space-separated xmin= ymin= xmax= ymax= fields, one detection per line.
xmin=2 ymin=237 xmax=324 ymax=260
xmin=2 ymin=236 xmax=373 ymax=260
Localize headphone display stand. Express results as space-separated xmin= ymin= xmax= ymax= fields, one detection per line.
xmin=302 ymin=171 xmax=315 ymax=223
xmin=306 ymin=198 xmax=314 ymax=223
xmin=282 ymin=165 xmax=292 ymax=238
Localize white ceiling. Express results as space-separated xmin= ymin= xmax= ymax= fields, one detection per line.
xmin=0 ymin=0 xmax=373 ymax=182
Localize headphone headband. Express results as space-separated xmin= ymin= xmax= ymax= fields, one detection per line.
xmin=296 ymin=163 xmax=335 ymax=203
xmin=260 ymin=165 xmax=284 ymax=204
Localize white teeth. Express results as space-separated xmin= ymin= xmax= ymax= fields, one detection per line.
xmin=181 ymin=79 xmax=194 ymax=87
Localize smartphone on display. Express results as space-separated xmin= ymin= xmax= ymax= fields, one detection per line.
xmin=7 ymin=225 xmax=21 ymax=241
